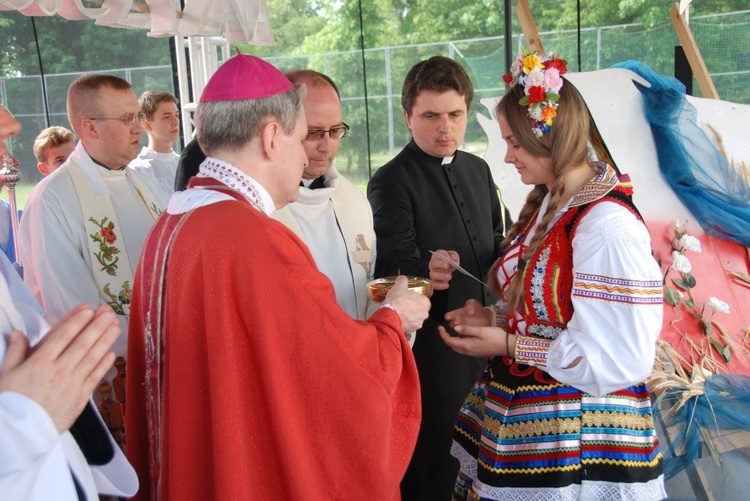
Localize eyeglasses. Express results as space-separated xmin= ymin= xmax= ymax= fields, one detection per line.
xmin=89 ymin=112 xmax=147 ymax=126
xmin=305 ymin=122 xmax=350 ymax=141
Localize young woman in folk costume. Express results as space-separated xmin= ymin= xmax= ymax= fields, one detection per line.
xmin=435 ymin=50 xmax=667 ymax=500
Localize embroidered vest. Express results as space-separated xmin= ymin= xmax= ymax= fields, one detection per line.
xmin=517 ymin=186 xmax=643 ymax=340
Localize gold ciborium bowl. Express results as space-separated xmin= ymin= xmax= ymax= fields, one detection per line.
xmin=366 ymin=276 xmax=433 ymax=303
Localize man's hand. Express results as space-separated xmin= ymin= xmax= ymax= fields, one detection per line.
xmin=383 ymin=275 xmax=431 ymax=333
xmin=444 ymin=299 xmax=492 ymax=328
xmin=0 ymin=304 xmax=120 ymax=433
xmin=428 ymin=250 xmax=459 ymax=290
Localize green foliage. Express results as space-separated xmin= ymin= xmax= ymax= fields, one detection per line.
xmin=399 ymin=0 xmax=506 ymax=43
xmin=549 ymin=0 xmax=750 ymax=31
xmin=1 ymin=2 xmax=748 ymax=181
xmin=298 ymin=0 xmax=402 ymax=52
xmin=0 ymin=11 xmax=170 ymax=77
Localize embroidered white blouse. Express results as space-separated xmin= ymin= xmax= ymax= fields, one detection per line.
xmin=498 ymin=184 xmax=663 ymax=397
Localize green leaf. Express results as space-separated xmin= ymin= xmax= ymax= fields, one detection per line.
xmin=723 ymin=346 xmax=732 ymax=362
xmin=683 ymin=273 xmax=697 ymax=288
xmin=702 ymin=320 xmax=712 ymax=336
xmin=709 ymin=337 xmax=731 ymax=363
xmin=546 ymin=92 xmax=559 ymax=101
xmin=685 ymin=297 xmax=695 ymax=308
xmin=665 ymin=286 xmax=680 ymax=306
xmin=519 ymin=96 xmax=529 ymax=106
xmin=709 ymin=337 xmax=723 ymax=354
xmin=672 ymin=277 xmax=688 ymax=290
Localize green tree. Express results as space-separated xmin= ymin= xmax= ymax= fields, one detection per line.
xmin=550 ymin=0 xmax=750 ymax=30
xmin=235 ymin=0 xmax=326 ymax=57
xmin=0 ymin=12 xmax=170 ymax=77
xmin=397 ymin=0 xmax=506 ymax=43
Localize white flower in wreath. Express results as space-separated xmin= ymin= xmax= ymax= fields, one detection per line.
xmin=527 ymin=106 xmax=543 ymax=121
xmin=672 ymin=251 xmax=692 ymax=274
xmin=524 ymin=68 xmax=546 ymax=90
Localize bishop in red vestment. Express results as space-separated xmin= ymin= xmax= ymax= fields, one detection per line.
xmin=125 ymin=55 xmax=430 ymax=500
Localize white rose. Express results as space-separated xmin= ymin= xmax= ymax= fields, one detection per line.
xmin=672 ymin=251 xmax=692 ymax=274
xmin=679 ymin=234 xmax=702 ymax=253
xmin=708 ymin=297 xmax=730 ymax=314
xmin=524 ymin=68 xmax=546 ymax=90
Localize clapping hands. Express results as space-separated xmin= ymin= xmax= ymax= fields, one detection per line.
xmin=0 ymin=304 xmax=120 ymax=433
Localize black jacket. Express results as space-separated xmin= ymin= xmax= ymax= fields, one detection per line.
xmin=367 ymin=139 xmax=510 ymax=500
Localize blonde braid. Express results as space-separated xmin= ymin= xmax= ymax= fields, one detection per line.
xmin=492 ymin=77 xmax=593 ymax=313
xmin=489 ymin=185 xmax=547 ymax=295
xmin=504 ymin=175 xmax=566 ymax=312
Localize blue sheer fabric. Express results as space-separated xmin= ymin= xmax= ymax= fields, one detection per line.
xmin=612 ymin=60 xmax=750 ymax=246
xmin=655 ymin=374 xmax=750 ymax=480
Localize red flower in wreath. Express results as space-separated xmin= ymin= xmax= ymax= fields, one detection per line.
xmin=545 ymin=57 xmax=568 ymax=75
xmin=100 ymin=227 xmax=117 ymax=245
xmin=502 ymin=73 xmax=513 ymax=84
xmin=527 ymin=86 xmax=547 ymax=104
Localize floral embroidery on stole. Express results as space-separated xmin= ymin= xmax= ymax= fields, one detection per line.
xmin=67 ymin=163 xmax=162 ymax=316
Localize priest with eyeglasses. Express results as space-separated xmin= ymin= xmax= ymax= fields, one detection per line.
xmin=20 ymin=74 xmax=174 ymax=366
xmin=272 ymin=69 xmax=377 ymax=321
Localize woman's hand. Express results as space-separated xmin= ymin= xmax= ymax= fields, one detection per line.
xmin=438 ymin=323 xmax=515 ymax=359
xmin=444 ymin=299 xmax=492 ymax=328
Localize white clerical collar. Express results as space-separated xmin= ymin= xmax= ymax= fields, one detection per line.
xmin=197 ymin=157 xmax=276 ymax=216
xmin=441 ymin=155 xmax=455 ymax=165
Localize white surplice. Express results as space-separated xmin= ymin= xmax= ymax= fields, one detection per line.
xmin=128 ymin=146 xmax=179 ymax=198
xmin=0 ymin=253 xmax=138 ymax=500
xmin=273 ymin=165 xmax=376 ymax=320
xmin=19 ymin=142 xmax=171 ymax=356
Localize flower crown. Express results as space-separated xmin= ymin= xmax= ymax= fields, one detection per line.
xmin=503 ymin=49 xmax=569 ymax=137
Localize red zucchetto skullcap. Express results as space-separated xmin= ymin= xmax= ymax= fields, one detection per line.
xmin=199 ymin=54 xmax=294 ymax=103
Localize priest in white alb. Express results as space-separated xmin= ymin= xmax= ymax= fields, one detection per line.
xmin=19 ymin=74 xmax=173 ymax=358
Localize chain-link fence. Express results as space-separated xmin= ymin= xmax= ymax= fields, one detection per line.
xmin=3 ymin=11 xmax=748 ymax=187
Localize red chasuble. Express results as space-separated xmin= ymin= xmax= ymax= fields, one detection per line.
xmin=126 ymin=179 xmax=421 ymax=500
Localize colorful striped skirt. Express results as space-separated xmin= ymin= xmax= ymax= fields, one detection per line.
xmin=451 ymin=357 xmax=665 ymax=500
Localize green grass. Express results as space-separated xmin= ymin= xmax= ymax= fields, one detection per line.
xmin=1 ymin=182 xmax=35 ymax=209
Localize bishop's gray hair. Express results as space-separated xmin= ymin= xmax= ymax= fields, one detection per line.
xmin=195 ymin=85 xmax=306 ymax=156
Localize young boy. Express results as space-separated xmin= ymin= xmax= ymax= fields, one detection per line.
xmin=33 ymin=126 xmax=76 ymax=176
xmin=129 ymin=91 xmax=180 ymax=195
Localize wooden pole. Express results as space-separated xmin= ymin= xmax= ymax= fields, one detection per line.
xmin=516 ymin=0 xmax=543 ymax=53
xmin=670 ymin=2 xmax=719 ymax=99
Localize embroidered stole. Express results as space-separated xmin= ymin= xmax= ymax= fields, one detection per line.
xmin=141 ymin=179 xmax=253 ymax=494
xmin=68 ymin=163 xmax=162 ymax=317
xmin=275 ymin=186 xmax=373 ymax=319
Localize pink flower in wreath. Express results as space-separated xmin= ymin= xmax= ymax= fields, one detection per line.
xmin=544 ymin=67 xmax=564 ymax=93
xmin=101 ymin=227 xmax=117 ymax=245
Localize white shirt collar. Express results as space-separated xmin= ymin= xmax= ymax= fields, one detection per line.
xmin=197 ymin=157 xmax=276 ymax=216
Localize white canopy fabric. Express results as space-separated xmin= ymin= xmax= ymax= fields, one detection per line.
xmin=0 ymin=0 xmax=274 ymax=44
